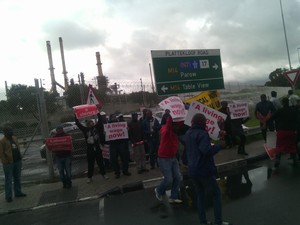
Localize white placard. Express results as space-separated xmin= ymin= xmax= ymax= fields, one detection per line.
xmin=228 ymin=102 xmax=249 ymax=119
xmin=159 ymin=96 xmax=186 ymax=119
xmin=104 ymin=122 xmax=128 ymax=141
xmin=185 ymin=101 xmax=227 ymax=140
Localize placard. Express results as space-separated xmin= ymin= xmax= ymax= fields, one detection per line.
xmin=73 ymin=104 xmax=99 ymax=119
xmin=185 ymin=101 xmax=227 ymax=140
xmin=104 ymin=122 xmax=129 ymax=141
xmin=159 ymin=96 xmax=186 ymax=120
xmin=45 ymin=136 xmax=73 ymax=152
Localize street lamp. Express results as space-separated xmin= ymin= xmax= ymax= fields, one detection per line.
xmin=279 ymin=0 xmax=292 ymax=70
xmin=297 ymin=47 xmax=300 ymax=65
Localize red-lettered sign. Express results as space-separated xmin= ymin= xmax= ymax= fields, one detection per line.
xmin=104 ymin=122 xmax=128 ymax=141
xmin=159 ymin=96 xmax=186 ymax=120
xmin=45 ymin=136 xmax=73 ymax=152
xmin=73 ymin=104 xmax=99 ymax=119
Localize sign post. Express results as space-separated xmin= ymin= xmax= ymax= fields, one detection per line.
xmin=151 ymin=49 xmax=224 ymax=95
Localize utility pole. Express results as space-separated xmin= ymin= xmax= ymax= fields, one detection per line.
xmin=78 ymin=74 xmax=85 ymax=104
xmin=140 ymin=78 xmax=145 ymax=106
xmin=279 ymin=0 xmax=292 ymax=70
xmin=35 ymin=79 xmax=54 ymax=180
xmin=149 ymin=63 xmax=155 ymax=93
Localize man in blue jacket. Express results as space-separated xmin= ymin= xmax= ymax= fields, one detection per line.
xmin=185 ymin=113 xmax=231 ymax=225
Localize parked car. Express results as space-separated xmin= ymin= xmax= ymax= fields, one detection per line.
xmin=49 ymin=122 xmax=78 ymax=136
xmin=40 ymin=129 xmax=86 ymax=160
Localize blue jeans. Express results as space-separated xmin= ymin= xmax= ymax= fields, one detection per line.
xmin=156 ymin=157 xmax=181 ymax=199
xmin=192 ymin=176 xmax=222 ymax=225
xmin=3 ymin=160 xmax=22 ymax=200
xmin=56 ymin=156 xmax=72 ymax=187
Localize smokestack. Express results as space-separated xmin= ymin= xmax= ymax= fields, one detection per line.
xmin=96 ymin=52 xmax=103 ymax=77
xmin=46 ymin=41 xmax=57 ymax=94
xmin=59 ymin=37 xmax=69 ymax=91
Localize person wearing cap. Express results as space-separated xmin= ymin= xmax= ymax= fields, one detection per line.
xmin=52 ymin=125 xmax=73 ymax=189
xmin=128 ymin=112 xmax=148 ymax=174
xmin=75 ymin=113 xmax=108 ymax=183
xmin=0 ymin=125 xmax=26 ymax=203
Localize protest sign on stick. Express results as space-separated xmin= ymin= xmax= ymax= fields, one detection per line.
xmin=73 ymin=104 xmax=99 ymax=119
xmin=159 ymin=96 xmax=186 ymax=121
xmin=45 ymin=136 xmax=73 ymax=152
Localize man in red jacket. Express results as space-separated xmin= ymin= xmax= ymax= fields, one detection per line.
xmin=154 ymin=115 xmax=183 ymax=204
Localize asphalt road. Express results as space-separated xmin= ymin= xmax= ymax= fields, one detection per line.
xmin=1 ymin=157 xmax=300 ymax=225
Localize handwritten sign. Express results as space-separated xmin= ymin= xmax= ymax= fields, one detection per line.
xmin=104 ymin=122 xmax=129 ymax=141
xmin=185 ymin=101 xmax=227 ymax=140
xmin=45 ymin=136 xmax=73 ymax=152
xmin=228 ymin=102 xmax=249 ymax=119
xmin=159 ymin=96 xmax=186 ymax=120
xmin=73 ymin=104 xmax=99 ymax=119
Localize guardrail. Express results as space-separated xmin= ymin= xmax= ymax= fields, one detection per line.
xmin=246 ymin=126 xmax=261 ymax=136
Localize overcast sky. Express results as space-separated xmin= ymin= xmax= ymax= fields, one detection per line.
xmin=0 ymin=0 xmax=300 ymax=96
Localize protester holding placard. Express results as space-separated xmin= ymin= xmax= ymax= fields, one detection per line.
xmin=184 ymin=113 xmax=230 ymax=225
xmin=143 ymin=110 xmax=161 ymax=169
xmin=52 ymin=125 xmax=73 ymax=189
xmin=218 ymin=101 xmax=234 ymax=148
xmin=154 ymin=115 xmax=183 ymax=204
xmin=128 ymin=112 xmax=148 ymax=174
xmin=75 ymin=113 xmax=108 ymax=183
xmin=108 ymin=114 xmax=131 ymax=178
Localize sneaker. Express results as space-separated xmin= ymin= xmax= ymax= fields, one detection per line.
xmin=142 ymin=168 xmax=149 ymax=172
xmin=6 ymin=198 xmax=12 ymax=203
xmin=87 ymin=178 xmax=92 ymax=183
xmin=214 ymin=222 xmax=232 ymax=225
xmin=102 ymin=175 xmax=109 ymax=180
xmin=154 ymin=188 xmax=162 ymax=201
xmin=115 ymin=174 xmax=120 ymax=179
xmin=169 ymin=198 xmax=183 ymax=204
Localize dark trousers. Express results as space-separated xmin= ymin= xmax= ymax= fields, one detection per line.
xmin=87 ymin=146 xmax=106 ymax=178
xmin=192 ymin=176 xmax=222 ymax=225
xmin=146 ymin=137 xmax=160 ymax=168
xmin=109 ymin=142 xmax=129 ymax=175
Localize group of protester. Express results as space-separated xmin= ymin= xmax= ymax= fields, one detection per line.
xmin=255 ymin=89 xmax=300 ymax=168
xmin=5 ymin=89 xmax=300 ymax=224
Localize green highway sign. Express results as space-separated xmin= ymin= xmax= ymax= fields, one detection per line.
xmin=151 ymin=49 xmax=224 ymax=96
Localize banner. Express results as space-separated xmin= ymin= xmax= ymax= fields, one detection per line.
xmin=45 ymin=136 xmax=73 ymax=152
xmin=183 ymin=91 xmax=221 ymax=110
xmin=73 ymin=104 xmax=99 ymax=119
xmin=104 ymin=122 xmax=129 ymax=141
xmin=159 ymin=96 xmax=186 ymax=120
xmin=228 ymin=102 xmax=249 ymax=119
xmin=185 ymin=101 xmax=227 ymax=140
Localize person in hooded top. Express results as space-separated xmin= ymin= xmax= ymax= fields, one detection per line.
xmin=184 ymin=113 xmax=230 ymax=225
xmin=0 ymin=125 xmax=26 ymax=203
xmin=75 ymin=113 xmax=108 ymax=183
xmin=154 ymin=115 xmax=183 ymax=204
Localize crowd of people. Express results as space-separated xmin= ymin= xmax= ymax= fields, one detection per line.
xmin=2 ymin=89 xmax=300 ymax=224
